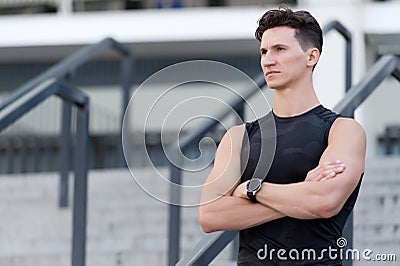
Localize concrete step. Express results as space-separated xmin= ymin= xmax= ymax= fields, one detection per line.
xmin=0 ymin=157 xmax=399 ymax=265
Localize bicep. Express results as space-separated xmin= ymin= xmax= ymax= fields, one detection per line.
xmin=200 ymin=125 xmax=245 ymax=205
xmin=319 ymin=118 xmax=366 ymax=202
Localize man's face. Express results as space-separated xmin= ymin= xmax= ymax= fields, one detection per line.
xmin=260 ymin=26 xmax=310 ymax=90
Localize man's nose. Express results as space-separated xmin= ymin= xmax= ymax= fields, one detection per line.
xmin=262 ymin=53 xmax=276 ymax=67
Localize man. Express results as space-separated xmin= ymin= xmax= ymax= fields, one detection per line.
xmin=198 ymin=6 xmax=366 ymax=265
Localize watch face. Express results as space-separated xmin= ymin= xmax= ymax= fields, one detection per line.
xmin=247 ymin=178 xmax=261 ymax=192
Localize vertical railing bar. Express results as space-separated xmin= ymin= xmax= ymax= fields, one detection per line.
xmin=60 ymin=101 xmax=72 ymax=207
xmin=345 ymin=37 xmax=352 ymax=92
xmin=59 ymin=73 xmax=75 ymax=208
xmin=71 ymin=97 xmax=89 ymax=266
xmin=322 ymin=20 xmax=353 ymax=92
xmin=119 ymin=55 xmax=133 ymax=167
xmin=384 ymin=127 xmax=392 ymax=155
xmin=168 ymin=162 xmax=182 ymax=266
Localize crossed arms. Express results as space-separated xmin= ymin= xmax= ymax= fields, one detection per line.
xmin=198 ymin=118 xmax=366 ymax=233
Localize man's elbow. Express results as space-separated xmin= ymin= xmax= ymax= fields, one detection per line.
xmin=199 ymin=217 xmax=215 ymax=233
xmin=198 ymin=208 xmax=218 ymax=233
xmin=316 ymin=197 xmax=342 ymax=219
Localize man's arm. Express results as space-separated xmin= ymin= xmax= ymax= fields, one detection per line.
xmin=198 ymin=125 xmax=285 ymax=233
xmin=235 ymin=118 xmax=366 ymax=219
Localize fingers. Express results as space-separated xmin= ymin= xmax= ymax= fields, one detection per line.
xmin=322 ymin=164 xmax=345 ymax=173
xmin=319 ymin=162 xmax=345 ymax=180
xmin=320 ymin=166 xmax=344 ymax=178
xmin=306 ymin=160 xmax=345 ymax=182
xmin=321 ymin=159 xmax=341 ymax=166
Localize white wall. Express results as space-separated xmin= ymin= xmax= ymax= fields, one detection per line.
xmin=299 ymin=0 xmax=400 ymax=157
xmin=2 ymin=2 xmax=400 ymax=156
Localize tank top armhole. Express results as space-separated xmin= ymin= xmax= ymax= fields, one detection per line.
xmin=324 ymin=114 xmax=342 ymax=146
xmin=240 ymin=120 xmax=259 ymax=182
xmin=240 ymin=122 xmax=250 ymax=179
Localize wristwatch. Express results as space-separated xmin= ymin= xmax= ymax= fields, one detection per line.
xmin=246 ymin=177 xmax=263 ymax=203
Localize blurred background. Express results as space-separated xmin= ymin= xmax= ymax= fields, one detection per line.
xmin=0 ymin=0 xmax=399 ymax=265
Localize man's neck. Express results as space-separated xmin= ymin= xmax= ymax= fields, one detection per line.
xmin=272 ymin=85 xmax=320 ymax=117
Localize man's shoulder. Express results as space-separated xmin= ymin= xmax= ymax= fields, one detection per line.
xmin=333 ymin=117 xmax=364 ymax=131
xmin=227 ymin=124 xmax=246 ymax=135
xmin=222 ymin=124 xmax=246 ymax=151
xmin=329 ymin=117 xmax=366 ymax=143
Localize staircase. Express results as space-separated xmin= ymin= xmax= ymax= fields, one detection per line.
xmin=0 ymin=157 xmax=399 ymax=266
xmin=353 ymin=157 xmax=400 ymax=265
xmin=0 ymin=168 xmax=235 ymax=266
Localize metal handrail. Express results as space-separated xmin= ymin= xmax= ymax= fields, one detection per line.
xmin=168 ymin=20 xmax=353 ymax=266
xmin=176 ymin=54 xmax=400 ymax=265
xmin=0 ymin=38 xmax=129 ymax=112
xmin=322 ymin=20 xmax=353 ymax=91
xmin=176 ymin=231 xmax=238 ymax=266
xmin=0 ymin=78 xmax=90 ymax=266
xmin=334 ymin=55 xmax=400 ymax=115
xmin=0 ymin=37 xmax=132 ymax=207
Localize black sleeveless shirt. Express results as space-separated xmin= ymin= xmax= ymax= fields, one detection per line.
xmin=238 ymin=105 xmax=362 ymax=265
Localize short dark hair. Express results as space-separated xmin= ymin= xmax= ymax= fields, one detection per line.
xmin=255 ymin=5 xmax=323 ymax=54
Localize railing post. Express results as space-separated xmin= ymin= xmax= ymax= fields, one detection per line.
xmin=71 ymin=98 xmax=89 ymax=266
xmin=384 ymin=127 xmax=392 ymax=155
xmin=59 ymin=73 xmax=75 ymax=208
xmin=345 ymin=36 xmax=352 ymax=92
xmin=168 ymin=161 xmax=182 ymax=266
xmin=322 ymin=20 xmax=353 ymax=92
xmin=60 ymin=101 xmax=72 ymax=207
xmin=119 ymin=55 xmax=133 ymax=167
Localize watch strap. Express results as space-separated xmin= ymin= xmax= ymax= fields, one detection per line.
xmin=247 ymin=191 xmax=258 ymax=203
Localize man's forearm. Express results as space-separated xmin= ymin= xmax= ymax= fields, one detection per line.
xmin=199 ymin=195 xmax=285 ymax=232
xmin=232 ymin=178 xmax=333 ymax=219
xmin=256 ymin=180 xmax=337 ymax=219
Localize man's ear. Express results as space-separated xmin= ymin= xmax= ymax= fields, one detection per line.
xmin=306 ymin=48 xmax=320 ymax=68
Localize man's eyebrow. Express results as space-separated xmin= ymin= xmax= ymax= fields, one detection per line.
xmin=270 ymin=44 xmax=288 ymax=48
xmin=260 ymin=44 xmax=288 ymax=53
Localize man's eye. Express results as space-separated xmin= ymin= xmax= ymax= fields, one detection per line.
xmin=277 ymin=47 xmax=284 ymax=51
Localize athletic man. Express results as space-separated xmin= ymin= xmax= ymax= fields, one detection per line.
xmin=198 ymin=6 xmax=366 ymax=265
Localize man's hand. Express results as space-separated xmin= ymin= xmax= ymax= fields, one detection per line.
xmin=305 ymin=160 xmax=345 ymax=182
xmin=232 ymin=181 xmax=248 ymax=199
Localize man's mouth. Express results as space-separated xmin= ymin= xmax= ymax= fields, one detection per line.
xmin=266 ymin=71 xmax=280 ymax=77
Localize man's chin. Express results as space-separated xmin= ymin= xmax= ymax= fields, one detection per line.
xmin=266 ymin=83 xmax=279 ymax=90
xmin=266 ymin=80 xmax=279 ymax=89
